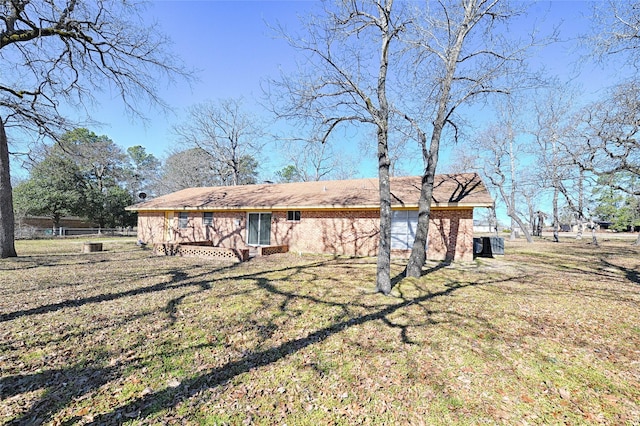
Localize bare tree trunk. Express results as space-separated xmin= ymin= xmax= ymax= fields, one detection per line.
xmin=402 ymin=0 xmax=537 ymax=275
xmin=576 ymin=171 xmax=584 ymax=240
xmin=634 ymin=232 xmax=640 ymax=246
xmin=0 ymin=118 xmax=17 ymax=258
xmin=510 ymin=214 xmax=534 ymax=242
xmin=590 ymin=219 xmax=599 ymax=246
xmin=552 ymin=187 xmax=560 ymax=242
xmin=404 ymin=172 xmax=433 ymax=276
xmin=376 ymin=128 xmax=392 ymax=294
xmin=374 ymin=0 xmax=394 ymax=294
xmin=506 ymin=133 xmax=533 ymax=244
xmin=405 ymin=10 xmax=463 ymax=278
xmin=576 ymin=220 xmax=584 ymax=239
xmin=405 ymin=122 xmax=439 ymax=277
xmin=231 ymin=156 xmax=239 ymax=186
xmin=526 ymin=197 xmax=536 ymax=237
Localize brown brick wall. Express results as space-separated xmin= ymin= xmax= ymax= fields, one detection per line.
xmin=427 ymin=209 xmax=474 ymax=262
xmin=136 ymin=208 xmax=475 ymax=261
xmin=270 ymin=210 xmax=380 ymax=256
xmin=137 ymin=212 xmax=165 ymax=243
xmin=146 ymin=211 xmax=248 ymax=248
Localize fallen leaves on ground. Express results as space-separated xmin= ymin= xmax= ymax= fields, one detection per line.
xmin=1 ymin=237 xmax=639 ymax=425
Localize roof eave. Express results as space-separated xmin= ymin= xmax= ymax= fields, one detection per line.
xmin=126 ymin=201 xmax=494 ymax=212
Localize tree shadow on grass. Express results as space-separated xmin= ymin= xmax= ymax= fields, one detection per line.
xmin=391 ymin=260 xmax=451 ymax=288
xmin=0 ymin=264 xmax=236 ymax=323
xmin=2 ymin=255 xmax=525 ymax=425
xmin=1 ymin=266 xmax=227 ymax=426
xmin=80 ymin=272 xmax=524 ymax=425
xmin=1 ymin=364 xmax=120 ymax=424
xmin=599 ymin=258 xmax=640 ymax=285
xmin=1 ymin=258 xmax=343 ymax=425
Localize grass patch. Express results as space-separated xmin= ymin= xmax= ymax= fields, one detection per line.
xmin=1 ymin=237 xmax=639 ymax=424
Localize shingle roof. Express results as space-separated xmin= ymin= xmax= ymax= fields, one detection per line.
xmin=126 ymin=173 xmax=493 ymax=212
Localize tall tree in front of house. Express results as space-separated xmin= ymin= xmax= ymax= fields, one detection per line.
xmin=173 ymin=98 xmax=264 ymax=186
xmin=269 ymin=0 xmax=407 ymax=294
xmin=403 ymin=0 xmax=542 ymax=277
xmin=0 ymin=0 xmax=190 ymax=258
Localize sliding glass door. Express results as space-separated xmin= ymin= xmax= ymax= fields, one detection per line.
xmin=247 ymin=213 xmax=271 ymax=245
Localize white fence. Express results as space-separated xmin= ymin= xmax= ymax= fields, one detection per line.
xmin=15 ymin=226 xmax=135 ymax=239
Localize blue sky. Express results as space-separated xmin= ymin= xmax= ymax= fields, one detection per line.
xmin=86 ymin=1 xmax=317 ymax=172
xmin=20 ymin=1 xmax=627 ymax=191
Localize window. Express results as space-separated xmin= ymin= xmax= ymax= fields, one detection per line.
xmin=287 ymin=210 xmax=301 ymax=222
xmin=203 ymin=212 xmax=213 ymax=226
xmin=178 ymin=212 xmax=188 ymax=229
xmin=391 ymin=210 xmax=419 ymax=250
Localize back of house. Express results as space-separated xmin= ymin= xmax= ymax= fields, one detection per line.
xmin=126 ymin=173 xmax=493 ymax=261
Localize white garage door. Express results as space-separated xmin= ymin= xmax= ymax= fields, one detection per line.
xmin=391 ymin=210 xmax=419 ymax=250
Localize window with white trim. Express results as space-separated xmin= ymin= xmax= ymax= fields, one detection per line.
xmin=287 ymin=210 xmax=301 ymax=222
xmin=203 ymin=212 xmax=213 ymax=226
xmin=391 ymin=210 xmax=420 ymax=250
xmin=178 ymin=212 xmax=188 ymax=229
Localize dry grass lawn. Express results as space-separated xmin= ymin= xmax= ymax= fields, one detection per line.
xmin=1 ymin=236 xmax=639 ymax=425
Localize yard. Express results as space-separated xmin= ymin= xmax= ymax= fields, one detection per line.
xmin=1 ymin=236 xmax=639 ymax=425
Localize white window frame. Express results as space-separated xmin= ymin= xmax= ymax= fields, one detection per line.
xmin=203 ymin=212 xmax=213 ymax=226
xmin=177 ymin=212 xmax=189 ymax=229
xmin=391 ymin=210 xmax=427 ymax=250
xmin=247 ymin=212 xmax=272 ymax=246
xmin=287 ymin=210 xmax=301 ymax=222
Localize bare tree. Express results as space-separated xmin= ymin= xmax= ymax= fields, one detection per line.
xmin=173 ymin=98 xmax=264 ymax=186
xmin=573 ymin=82 xmax=640 ymax=245
xmin=0 ymin=0 xmax=190 ymax=258
xmin=476 ymin=119 xmax=534 ymax=243
xmin=154 ymin=148 xmax=221 ymax=195
xmin=583 ymin=0 xmax=640 ymax=245
xmin=403 ymin=0 xmax=540 ymax=277
xmin=530 ymin=85 xmax=588 ymax=242
xmin=277 ymin=137 xmax=338 ymax=182
xmin=269 ymin=0 xmax=407 ymax=294
xmin=588 ymin=0 xmax=640 ymax=68
xmin=576 ymin=83 xmax=639 ymax=190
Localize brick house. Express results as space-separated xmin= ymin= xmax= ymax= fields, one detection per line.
xmin=126 ymin=173 xmax=493 ymax=261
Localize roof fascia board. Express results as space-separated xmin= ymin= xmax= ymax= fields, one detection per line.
xmin=127 ymin=203 xmax=492 ymax=213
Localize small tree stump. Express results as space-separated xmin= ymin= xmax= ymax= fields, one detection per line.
xmin=82 ymin=242 xmax=103 ymax=253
